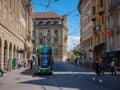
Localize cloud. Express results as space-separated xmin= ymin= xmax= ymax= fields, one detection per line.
xmin=67 ymin=36 xmax=80 ymax=51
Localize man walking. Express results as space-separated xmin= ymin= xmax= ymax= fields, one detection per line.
xmin=29 ymin=59 xmax=33 ymax=70
xmin=93 ymin=60 xmax=102 ymax=82
xmin=111 ymin=60 xmax=116 ymax=75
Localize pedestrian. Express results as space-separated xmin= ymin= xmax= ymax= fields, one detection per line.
xmin=110 ymin=60 xmax=116 ymax=75
xmin=0 ymin=67 xmax=4 ymax=77
xmin=93 ymin=60 xmax=102 ymax=82
xmin=29 ymin=59 xmax=33 ymax=70
xmin=17 ymin=59 xmax=21 ymax=69
xmin=99 ymin=58 xmax=105 ymax=75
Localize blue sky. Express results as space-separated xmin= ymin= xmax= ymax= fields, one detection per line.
xmin=32 ymin=0 xmax=80 ymax=51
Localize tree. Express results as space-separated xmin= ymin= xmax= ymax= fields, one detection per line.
xmin=72 ymin=47 xmax=79 ymax=58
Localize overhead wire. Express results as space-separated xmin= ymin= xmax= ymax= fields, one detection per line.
xmin=32 ymin=1 xmax=80 ymax=36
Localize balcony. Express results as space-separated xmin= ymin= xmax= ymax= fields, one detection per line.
xmin=98 ymin=7 xmax=104 ymax=16
xmin=108 ymin=0 xmax=120 ymax=11
xmin=91 ymin=14 xmax=97 ymax=22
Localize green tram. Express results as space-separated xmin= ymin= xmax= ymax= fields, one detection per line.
xmin=35 ymin=45 xmax=54 ymax=74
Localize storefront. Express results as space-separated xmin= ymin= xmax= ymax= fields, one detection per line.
xmin=101 ymin=51 xmax=120 ymax=67
xmin=93 ymin=43 xmax=105 ymax=63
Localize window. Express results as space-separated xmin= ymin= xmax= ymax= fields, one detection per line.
xmin=47 ymin=30 xmax=50 ymax=36
xmin=33 ymin=22 xmax=36 ymax=26
xmin=47 ymin=38 xmax=50 ymax=44
xmin=54 ymin=30 xmax=58 ymax=36
xmin=54 ymin=48 xmax=58 ymax=55
xmin=33 ymin=30 xmax=35 ymax=35
xmin=39 ymin=31 xmax=42 ymax=36
xmin=40 ymin=39 xmax=43 ymax=44
xmin=39 ymin=21 xmax=43 ymax=26
xmin=93 ymin=7 xmax=96 ymax=14
xmin=99 ymin=0 xmax=103 ymax=7
xmin=102 ymin=16 xmax=104 ymax=24
xmin=53 ymin=21 xmax=59 ymax=26
xmin=54 ymin=38 xmax=58 ymax=44
xmin=46 ymin=21 xmax=51 ymax=26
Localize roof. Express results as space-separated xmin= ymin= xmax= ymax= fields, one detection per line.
xmin=33 ymin=12 xmax=62 ymax=18
xmin=33 ymin=12 xmax=66 ymax=26
xmin=36 ymin=45 xmax=53 ymax=51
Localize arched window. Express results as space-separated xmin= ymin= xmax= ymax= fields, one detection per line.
xmin=53 ymin=21 xmax=58 ymax=26
xmin=46 ymin=21 xmax=51 ymax=26
xmin=39 ymin=21 xmax=43 ymax=26
xmin=33 ymin=22 xmax=36 ymax=26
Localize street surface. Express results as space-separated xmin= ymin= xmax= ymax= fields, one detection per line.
xmin=0 ymin=62 xmax=120 ymax=90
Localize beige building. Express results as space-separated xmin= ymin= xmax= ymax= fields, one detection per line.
xmin=0 ymin=0 xmax=33 ymax=71
xmin=90 ymin=0 xmax=106 ymax=63
xmin=78 ymin=0 xmax=94 ymax=66
xmin=33 ymin=12 xmax=68 ymax=62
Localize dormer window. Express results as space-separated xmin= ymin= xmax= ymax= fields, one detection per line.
xmin=39 ymin=21 xmax=43 ymax=26
xmin=53 ymin=21 xmax=59 ymax=26
xmin=33 ymin=22 xmax=36 ymax=26
xmin=46 ymin=21 xmax=51 ymax=26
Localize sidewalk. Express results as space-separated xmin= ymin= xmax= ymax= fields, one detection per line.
xmin=0 ymin=67 xmax=35 ymax=85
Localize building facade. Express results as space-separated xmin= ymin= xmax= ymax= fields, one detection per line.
xmin=103 ymin=0 xmax=120 ymax=67
xmin=78 ymin=0 xmax=94 ymax=66
xmin=90 ymin=0 xmax=106 ymax=63
xmin=33 ymin=12 xmax=68 ymax=62
xmin=78 ymin=0 xmax=120 ymax=68
xmin=0 ymin=0 xmax=33 ymax=71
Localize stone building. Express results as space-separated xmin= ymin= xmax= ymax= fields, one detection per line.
xmin=103 ymin=0 xmax=120 ymax=68
xmin=0 ymin=0 xmax=33 ymax=71
xmin=78 ymin=0 xmax=94 ymax=66
xmin=33 ymin=12 xmax=68 ymax=62
xmin=90 ymin=0 xmax=106 ymax=63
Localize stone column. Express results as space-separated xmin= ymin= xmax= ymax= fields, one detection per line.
xmin=7 ymin=43 xmax=10 ymax=71
xmin=0 ymin=42 xmax=2 ymax=68
xmin=1 ymin=41 xmax=4 ymax=70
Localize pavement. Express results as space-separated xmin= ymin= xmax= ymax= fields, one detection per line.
xmin=0 ymin=67 xmax=35 ymax=84
xmin=0 ymin=63 xmax=120 ymax=90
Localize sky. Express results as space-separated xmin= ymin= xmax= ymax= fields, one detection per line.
xmin=32 ymin=0 xmax=80 ymax=51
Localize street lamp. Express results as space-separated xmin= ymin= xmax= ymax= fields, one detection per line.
xmin=42 ymin=30 xmax=47 ymax=46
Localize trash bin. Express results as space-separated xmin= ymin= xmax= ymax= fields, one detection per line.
xmin=12 ymin=58 xmax=17 ymax=69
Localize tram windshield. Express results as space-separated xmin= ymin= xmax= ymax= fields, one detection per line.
xmin=38 ymin=50 xmax=51 ymax=68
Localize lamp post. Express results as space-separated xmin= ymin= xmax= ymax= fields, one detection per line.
xmin=42 ymin=30 xmax=47 ymax=46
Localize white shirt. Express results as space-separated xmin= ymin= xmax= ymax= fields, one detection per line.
xmin=111 ymin=61 xmax=115 ymax=67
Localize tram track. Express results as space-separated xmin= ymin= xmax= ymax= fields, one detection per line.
xmin=38 ymin=76 xmax=64 ymax=90
xmin=38 ymin=62 xmax=107 ymax=90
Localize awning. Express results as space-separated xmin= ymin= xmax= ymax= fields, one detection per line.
xmin=101 ymin=50 xmax=120 ymax=58
xmin=101 ymin=52 xmax=108 ymax=58
xmin=16 ymin=50 xmax=25 ymax=53
xmin=93 ymin=43 xmax=105 ymax=50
